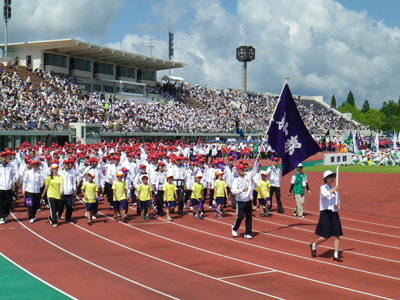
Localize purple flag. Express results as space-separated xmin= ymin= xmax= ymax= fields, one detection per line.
xmin=191 ymin=155 xmax=197 ymax=162
xmin=217 ymin=161 xmax=226 ymax=171
xmin=231 ymin=151 xmax=238 ymax=160
xmin=267 ymin=83 xmax=321 ymax=176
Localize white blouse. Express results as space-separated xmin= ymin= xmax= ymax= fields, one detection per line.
xmin=319 ymin=184 xmax=340 ymax=212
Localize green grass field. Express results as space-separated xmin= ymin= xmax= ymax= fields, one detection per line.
xmin=303 ymin=164 xmax=400 ymax=174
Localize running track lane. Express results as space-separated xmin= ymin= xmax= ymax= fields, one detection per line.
xmin=1 ymin=207 xmax=391 ymax=300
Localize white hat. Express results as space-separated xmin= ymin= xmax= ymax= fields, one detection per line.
xmin=50 ymin=163 xmax=59 ymax=170
xmin=260 ymin=171 xmax=268 ymax=176
xmin=297 ymin=163 xmax=303 ymax=168
xmin=323 ymin=170 xmax=336 ymax=179
xmin=88 ymin=170 xmax=95 ymax=178
xmin=166 ymin=172 xmax=174 ymax=179
xmin=140 ymin=174 xmax=149 ymax=180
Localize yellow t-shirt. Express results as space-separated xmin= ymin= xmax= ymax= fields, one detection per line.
xmin=163 ymin=182 xmax=177 ymax=201
xmin=82 ymin=181 xmax=99 ymax=203
xmin=44 ymin=175 xmax=64 ymax=200
xmin=214 ymin=179 xmax=227 ymax=197
xmin=137 ymin=183 xmax=153 ymax=201
xmin=191 ymin=182 xmax=204 ymax=199
xmin=257 ymin=179 xmax=271 ymax=199
xmin=112 ymin=180 xmax=127 ymax=201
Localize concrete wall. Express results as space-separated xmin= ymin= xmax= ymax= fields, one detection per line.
xmin=71 ymin=69 xmax=92 ymax=78
xmin=45 ymin=65 xmax=69 ymax=75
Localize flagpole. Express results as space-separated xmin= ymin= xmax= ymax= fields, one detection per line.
xmin=256 ymin=77 xmax=289 ymax=160
xmin=336 ymin=164 xmax=339 ymax=205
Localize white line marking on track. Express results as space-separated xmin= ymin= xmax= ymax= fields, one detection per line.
xmin=223 ymin=208 xmax=400 ymax=250
xmin=0 ymin=252 xmax=78 ymax=300
xmin=69 ymin=221 xmax=285 ymax=300
xmin=100 ymin=207 xmax=394 ymax=300
xmin=10 ymin=213 xmax=180 ymax=300
xmin=127 ymin=205 xmax=400 ymax=283
xmin=219 ymin=271 xmax=276 ymax=280
xmin=280 ymin=205 xmax=400 ymax=233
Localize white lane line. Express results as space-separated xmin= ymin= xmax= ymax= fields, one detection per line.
xmin=279 ymin=205 xmax=400 ymax=235
xmin=219 ymin=271 xmax=276 ymax=280
xmin=10 ymin=213 xmax=179 ymax=300
xmin=102 ymin=207 xmax=394 ymax=300
xmin=0 ymin=252 xmax=78 ymax=300
xmin=222 ymin=208 xmax=400 ymax=250
xmin=69 ymin=221 xmax=285 ymax=300
xmin=126 ymin=205 xmax=400 ymax=283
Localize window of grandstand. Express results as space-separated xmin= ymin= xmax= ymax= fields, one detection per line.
xmin=70 ymin=58 xmax=92 ymax=72
xmin=84 ymin=84 xmax=90 ymax=92
xmin=139 ymin=70 xmax=156 ymax=81
xmin=93 ymin=84 xmax=100 ymax=91
xmin=43 ymin=53 xmax=67 ymax=68
xmin=123 ymin=88 xmax=135 ymax=93
xmin=94 ymin=62 xmax=114 ymax=75
xmin=116 ymin=66 xmax=136 ymax=78
xmin=103 ymin=86 xmax=113 ymax=93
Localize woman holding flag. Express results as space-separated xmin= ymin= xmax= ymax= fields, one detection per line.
xmin=310 ymin=170 xmax=343 ymax=262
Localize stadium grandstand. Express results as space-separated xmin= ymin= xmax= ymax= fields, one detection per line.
xmin=0 ymin=39 xmax=362 ymax=149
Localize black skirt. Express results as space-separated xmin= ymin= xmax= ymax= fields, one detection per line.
xmin=315 ymin=210 xmax=343 ymax=238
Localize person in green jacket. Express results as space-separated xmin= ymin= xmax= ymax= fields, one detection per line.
xmin=288 ymin=163 xmax=311 ymax=219
xmin=252 ymin=143 xmax=258 ymax=160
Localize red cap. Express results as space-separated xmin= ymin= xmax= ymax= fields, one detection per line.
xmin=228 ymin=156 xmax=234 ymax=160
xmin=157 ymin=162 xmax=165 ymax=166
xmin=236 ymin=164 xmax=245 ymax=170
xmin=139 ymin=164 xmax=146 ymax=169
xmin=45 ymin=155 xmax=52 ymax=160
xmin=212 ymin=161 xmax=218 ymax=165
xmin=238 ymin=159 xmax=244 ymax=164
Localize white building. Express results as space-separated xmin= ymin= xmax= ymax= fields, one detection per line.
xmin=1 ymin=38 xmax=186 ymax=97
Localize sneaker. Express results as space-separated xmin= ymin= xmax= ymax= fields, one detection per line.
xmin=260 ymin=213 xmax=266 ymax=218
xmin=244 ymin=234 xmax=252 ymax=239
xmin=167 ymin=217 xmax=172 ymax=221
xmin=33 ymin=218 xmax=36 ymax=221
xmin=278 ymin=209 xmax=285 ymax=213
xmin=146 ymin=215 xmax=150 ymax=221
xmin=85 ymin=212 xmax=88 ymax=217
xmin=5 ymin=216 xmax=9 ymax=221
xmin=253 ymin=206 xmax=257 ymax=209
xmin=0 ymin=219 xmax=4 ymax=225
xmin=114 ymin=217 xmax=119 ymax=222
xmin=109 ymin=205 xmax=113 ymax=209
xmin=123 ymin=216 xmax=128 ymax=222
xmin=52 ymin=224 xmax=58 ymax=228
xmin=232 ymin=229 xmax=238 ymax=237
xmin=48 ymin=216 xmax=52 ymax=224
xmin=267 ymin=208 xmax=272 ymax=213
xmin=310 ymin=243 xmax=316 ymax=257
xmin=190 ymin=206 xmax=193 ymax=211
xmin=88 ymin=219 xmax=92 ymax=225
xmin=199 ymin=214 xmax=203 ymax=219
xmin=184 ymin=204 xmax=187 ymax=209
xmin=92 ymin=216 xmax=97 ymax=220
xmin=217 ymin=214 xmax=223 ymax=219
xmin=57 ymin=215 xmax=61 ymax=219
xmin=30 ymin=219 xmax=35 ymax=224
xmin=193 ymin=215 xmax=199 ymax=219
xmin=299 ymin=215 xmax=305 ymax=219
xmin=293 ymin=207 xmax=297 ymax=216
xmin=141 ymin=216 xmax=145 ymax=221
xmin=133 ymin=203 xmax=137 ymax=206
xmin=37 ymin=208 xmax=41 ymax=211
xmin=200 ymin=212 xmax=204 ymax=216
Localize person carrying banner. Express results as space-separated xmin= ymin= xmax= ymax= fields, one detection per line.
xmin=266 ymin=158 xmax=284 ymax=213
xmin=231 ymin=159 xmax=260 ymax=239
xmin=288 ymin=163 xmax=311 ymax=219
xmin=310 ymin=170 xmax=343 ymax=262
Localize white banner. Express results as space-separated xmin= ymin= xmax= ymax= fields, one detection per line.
xmin=323 ymin=153 xmax=353 ymax=166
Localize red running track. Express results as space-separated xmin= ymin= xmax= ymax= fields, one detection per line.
xmin=0 ymin=169 xmax=399 ymax=299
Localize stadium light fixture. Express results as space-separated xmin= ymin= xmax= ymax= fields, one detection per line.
xmin=3 ymin=0 xmax=11 ymax=62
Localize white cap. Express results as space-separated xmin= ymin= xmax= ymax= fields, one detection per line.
xmin=140 ymin=174 xmax=149 ymax=180
xmin=88 ymin=170 xmax=95 ymax=178
xmin=297 ymin=163 xmax=303 ymax=168
xmin=50 ymin=163 xmax=59 ymax=169
xmin=323 ymin=170 xmax=336 ymax=179
xmin=260 ymin=171 xmax=268 ymax=176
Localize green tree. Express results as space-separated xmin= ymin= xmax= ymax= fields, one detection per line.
xmin=330 ymin=94 xmax=336 ymax=108
xmin=346 ymin=90 xmax=355 ymax=106
xmin=361 ymin=100 xmax=370 ymax=113
xmin=358 ymin=109 xmax=385 ymax=130
xmin=338 ymin=102 xmax=360 ymax=120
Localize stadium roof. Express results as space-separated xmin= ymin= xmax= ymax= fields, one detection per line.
xmin=2 ymin=38 xmax=186 ymax=71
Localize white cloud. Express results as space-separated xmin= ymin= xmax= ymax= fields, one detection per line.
xmin=1 ymin=0 xmax=124 ymax=41
xmin=4 ymin=0 xmax=400 ymax=108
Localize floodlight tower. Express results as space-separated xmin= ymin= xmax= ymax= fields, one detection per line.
xmin=168 ymin=24 xmax=174 ymax=75
xmin=3 ymin=0 xmax=11 ymax=61
xmin=236 ymin=45 xmax=255 ymax=96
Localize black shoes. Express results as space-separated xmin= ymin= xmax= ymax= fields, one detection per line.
xmin=333 ymin=256 xmax=343 ymax=262
xmin=310 ymin=244 xmax=316 ymax=257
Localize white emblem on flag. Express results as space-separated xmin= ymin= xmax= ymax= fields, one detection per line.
xmin=277 ymin=112 xmax=289 ymax=136
xmin=285 ymin=135 xmax=302 ymax=155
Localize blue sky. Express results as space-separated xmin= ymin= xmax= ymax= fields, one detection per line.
xmin=3 ymin=0 xmax=400 ymax=108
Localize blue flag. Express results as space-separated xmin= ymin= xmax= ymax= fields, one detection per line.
xmin=235 ymin=120 xmax=244 ymax=138
xmin=389 ymin=131 xmax=392 ymax=148
xmin=266 ymin=82 xmax=321 ymax=176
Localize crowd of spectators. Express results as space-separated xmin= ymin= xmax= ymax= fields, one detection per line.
xmin=0 ymin=66 xmax=358 ymax=135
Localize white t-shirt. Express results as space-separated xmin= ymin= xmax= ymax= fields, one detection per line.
xmin=319 ymin=184 xmax=340 ymax=212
